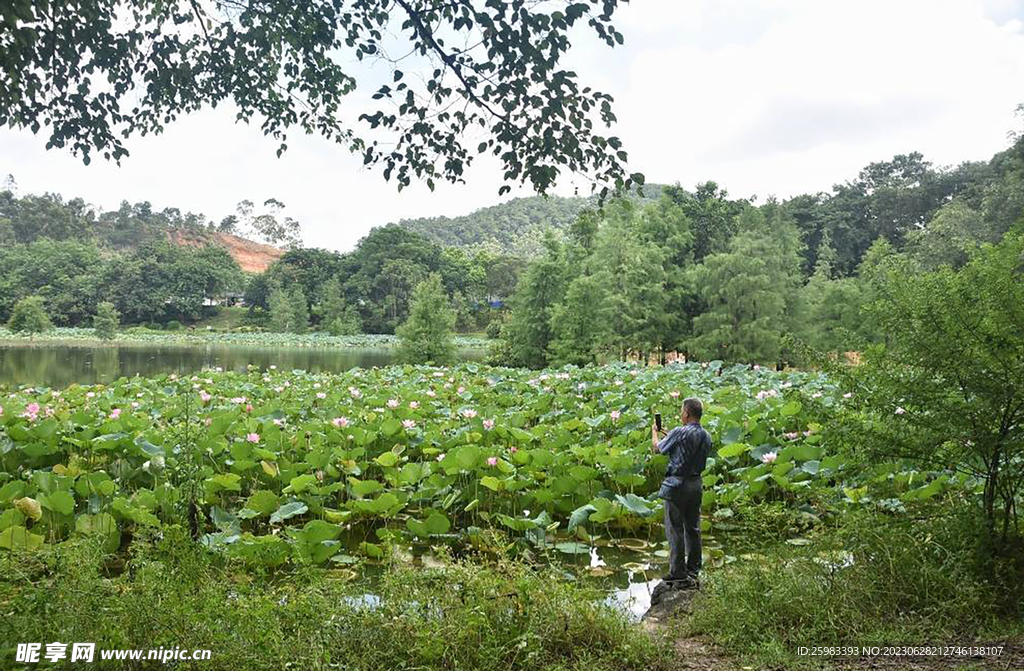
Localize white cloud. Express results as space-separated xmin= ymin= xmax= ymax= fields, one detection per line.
xmin=615 ymin=0 xmax=1024 ymax=197
xmin=2 ymin=0 xmax=1022 ymax=249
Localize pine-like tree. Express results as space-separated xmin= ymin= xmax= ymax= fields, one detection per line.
xmin=549 ymin=273 xmax=610 ymax=366
xmin=690 ymin=207 xmax=803 ymax=364
xmin=93 ymin=301 xmax=120 ymax=340
xmin=267 ymin=285 xmax=292 ymax=333
xmin=289 ymin=286 xmax=309 ymax=334
xmin=396 ymin=274 xmax=457 ymax=364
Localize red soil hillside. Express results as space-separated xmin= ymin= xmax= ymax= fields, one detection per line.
xmin=167 ymin=229 xmax=284 ymax=273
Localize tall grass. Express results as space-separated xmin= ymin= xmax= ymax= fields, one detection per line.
xmin=0 ymin=526 xmax=671 ymax=671
xmin=683 ymin=510 xmax=1023 ymax=667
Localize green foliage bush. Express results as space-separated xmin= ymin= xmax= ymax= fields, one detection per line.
xmin=6 ymin=296 xmax=52 ymax=335
xmin=165 ymin=320 xmax=182 ymax=331
xmin=685 ymin=510 xmax=1021 ymax=667
xmin=485 ymin=316 xmax=503 ymax=340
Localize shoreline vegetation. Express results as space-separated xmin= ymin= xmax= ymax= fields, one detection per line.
xmin=0 ymin=327 xmax=492 ymax=351
xmin=0 ymin=362 xmax=1020 ymax=669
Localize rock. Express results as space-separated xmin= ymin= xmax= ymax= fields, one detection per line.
xmin=641 ymin=588 xmax=698 ymax=629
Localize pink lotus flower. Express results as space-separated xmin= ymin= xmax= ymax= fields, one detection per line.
xmin=614 ymin=380 xmax=623 ymax=386
xmin=270 ymin=365 xmax=277 ymax=370
xmin=784 ymin=432 xmax=799 ymax=440
xmin=45 ymin=406 xmax=54 ymax=416
xmin=461 ymin=408 xmax=477 ymax=419
xmin=200 ymin=392 xmax=212 ymax=403
xmin=387 ymin=399 xmax=400 ymax=408
xmin=0 ymin=405 xmax=4 ymax=415
xmin=487 ymin=457 xmax=498 ymax=467
xmin=670 ymin=390 xmax=680 ymax=398
xmin=274 ymin=386 xmax=285 ymax=393
xmin=246 ymin=432 xmax=260 ymax=443
xmin=349 ymin=387 xmax=361 ymax=398
xmin=610 ymin=410 xmax=620 ymax=421
xmin=204 ymin=418 xmax=212 ymax=426
xmin=231 ymin=396 xmax=247 ymax=404
xmin=402 ymin=419 xmax=416 ymax=430
xmin=109 ymin=408 xmax=121 ymax=420
xmin=426 ymin=390 xmax=436 ymax=398
xmin=332 ymin=417 xmax=349 ymax=428
xmin=273 ymin=418 xmax=284 ymax=426
xmin=843 ymin=392 xmax=853 ymax=399
xmin=313 ymin=382 xmax=321 ymax=389
xmin=482 ymin=419 xmax=495 ymax=430
xmin=578 ymin=382 xmax=586 ymax=391
xmin=26 ymin=403 xmax=40 ymax=415
xmin=811 ymin=392 xmax=823 ymax=399
xmin=895 ymin=407 xmax=906 ymax=415
xmin=761 ymin=451 xmax=778 ymax=464
xmin=457 ymin=386 xmax=465 ymax=394
xmin=509 ymin=445 xmax=517 ymax=453
xmin=246 ymin=404 xmax=253 ymax=413
xmin=753 ymin=364 xmax=761 ymax=371
xmin=52 ymin=391 xmax=61 ymax=398
xmin=86 ymin=392 xmax=95 ymax=399
xmin=409 ymin=401 xmax=419 ymax=409
xmin=436 ymin=453 xmax=446 ymax=462
xmin=317 ymin=392 xmax=327 ymax=399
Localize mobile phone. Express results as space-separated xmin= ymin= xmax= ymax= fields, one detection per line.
xmin=655 ymin=413 xmax=662 ymax=432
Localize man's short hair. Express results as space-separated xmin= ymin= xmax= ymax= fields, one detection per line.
xmin=683 ymin=397 xmax=703 ymax=421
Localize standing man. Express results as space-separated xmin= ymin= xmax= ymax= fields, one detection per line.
xmin=651 ymin=397 xmax=712 ymax=599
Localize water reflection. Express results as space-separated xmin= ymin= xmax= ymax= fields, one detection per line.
xmin=0 ymin=344 xmax=485 ymax=388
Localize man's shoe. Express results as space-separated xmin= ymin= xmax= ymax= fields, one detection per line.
xmin=673 ymin=575 xmax=698 ymax=590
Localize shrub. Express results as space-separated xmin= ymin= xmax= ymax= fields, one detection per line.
xmin=684 ymin=510 xmax=1019 ymax=667
xmin=93 ymin=301 xmax=120 ymax=339
xmin=7 ymin=296 xmax=52 ymax=336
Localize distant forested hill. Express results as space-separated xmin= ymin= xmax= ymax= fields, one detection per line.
xmin=395 ymin=185 xmax=665 ymax=257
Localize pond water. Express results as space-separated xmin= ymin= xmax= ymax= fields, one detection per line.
xmin=0 ymin=344 xmax=486 ymax=389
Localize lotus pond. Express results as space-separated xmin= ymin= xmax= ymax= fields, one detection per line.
xmin=0 ymin=362 xmax=958 ymax=618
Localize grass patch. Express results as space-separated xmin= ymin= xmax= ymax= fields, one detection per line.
xmin=0 ymin=527 xmax=670 ymax=671
xmin=681 ymin=510 xmax=1023 ymax=668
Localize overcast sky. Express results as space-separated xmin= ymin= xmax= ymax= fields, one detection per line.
xmin=2 ymin=0 xmax=1023 ymax=252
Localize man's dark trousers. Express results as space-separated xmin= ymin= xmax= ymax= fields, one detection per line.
xmin=664 ymin=475 xmax=702 ymax=581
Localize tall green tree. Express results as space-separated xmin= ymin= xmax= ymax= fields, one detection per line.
xmin=319 ymin=277 xmax=361 ymax=336
xmin=500 ymin=235 xmax=569 ymax=368
xmin=289 ymin=286 xmax=309 ymax=334
xmin=592 ymin=200 xmax=671 ymax=362
xmin=396 ymin=274 xmax=456 ymax=365
xmin=548 ymin=273 xmax=610 ymax=366
xmin=267 ymin=286 xmax=293 ymax=333
xmin=690 ymin=208 xmax=803 ymax=364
